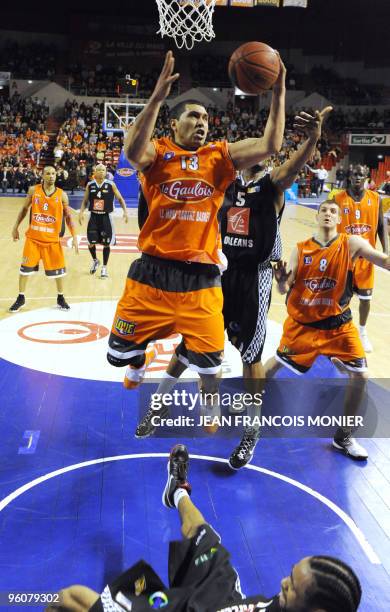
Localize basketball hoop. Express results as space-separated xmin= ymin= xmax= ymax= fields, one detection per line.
xmin=155 ymin=0 xmax=216 ymax=51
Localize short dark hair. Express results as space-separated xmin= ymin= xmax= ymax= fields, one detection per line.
xmin=305 ymin=556 xmax=362 ymax=612
xmin=169 ymin=99 xmax=205 ymax=121
xmin=318 ymin=199 xmax=341 ymax=212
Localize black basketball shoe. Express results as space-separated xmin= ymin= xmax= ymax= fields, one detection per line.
xmin=163 ymin=444 xmax=192 ymax=508
xmin=228 ymin=427 xmax=260 ymax=470
xmin=9 ymin=294 xmax=25 ymax=313
xmin=135 ymin=402 xmax=169 ymax=438
xmin=57 ymin=295 xmax=70 ymax=310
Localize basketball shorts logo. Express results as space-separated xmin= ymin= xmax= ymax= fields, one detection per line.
xmin=281 ymin=345 xmax=294 ymax=355
xmin=115 ymin=317 xmax=136 ymax=336
xmin=134 ymin=575 xmax=146 ymax=596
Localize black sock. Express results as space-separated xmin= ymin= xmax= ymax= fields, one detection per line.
xmin=103 ymin=246 xmax=110 ymax=266
xmin=88 ymin=245 xmax=97 ymax=260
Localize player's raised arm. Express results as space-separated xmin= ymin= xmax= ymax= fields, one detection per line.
xmin=124 ymin=51 xmax=180 ymax=171
xmin=274 ymin=247 xmax=298 ymax=294
xmin=228 ymin=58 xmax=286 ymax=170
xmin=12 ymin=185 xmax=34 ymax=241
xmin=270 ymin=107 xmax=333 ymax=192
xmin=349 ymin=235 xmax=390 ymax=270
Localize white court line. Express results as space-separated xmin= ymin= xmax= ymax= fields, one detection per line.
xmin=0 ymin=453 xmax=381 ymax=565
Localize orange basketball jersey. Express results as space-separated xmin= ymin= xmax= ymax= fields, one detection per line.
xmin=287 ymin=233 xmax=353 ymax=324
xmin=26 ymin=184 xmax=64 ymax=243
xmin=138 ymin=137 xmax=236 ymax=264
xmin=335 ymin=189 xmax=379 ymax=247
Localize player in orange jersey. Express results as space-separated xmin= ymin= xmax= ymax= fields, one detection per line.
xmin=107 ymin=51 xmax=286 ymax=435
xmin=334 ymin=164 xmax=388 ymax=352
xmin=249 ymin=199 xmax=390 ymax=463
xmin=9 ymin=166 xmax=78 ymax=312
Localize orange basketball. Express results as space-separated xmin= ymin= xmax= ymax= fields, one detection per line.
xmin=228 ymin=41 xmax=280 ymax=95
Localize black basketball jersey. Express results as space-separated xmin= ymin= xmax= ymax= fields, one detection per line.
xmin=87 ymin=179 xmax=115 ymax=214
xmin=220 ymin=174 xmax=283 ymax=269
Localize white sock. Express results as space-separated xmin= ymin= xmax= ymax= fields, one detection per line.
xmin=156 ymin=373 xmax=178 ymax=395
xmin=359 ymin=325 xmax=366 ymax=334
xmin=173 ymin=488 xmax=189 ymax=508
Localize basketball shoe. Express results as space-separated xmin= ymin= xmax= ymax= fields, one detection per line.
xmin=135 ymin=393 xmax=170 ymax=439
xmin=57 ymin=295 xmax=70 ymax=310
xmin=228 ymin=427 xmax=260 ymax=470
xmin=332 ymin=429 xmax=368 ymax=460
xmin=123 ymin=346 xmax=157 ymax=390
xmin=90 ymin=259 xmax=100 ymax=274
xmin=100 ymin=266 xmax=108 ymax=279
xmin=163 ymin=444 xmax=192 ymax=508
xmin=359 ymin=327 xmax=373 ymax=353
xmin=9 ymin=294 xmax=25 ymax=312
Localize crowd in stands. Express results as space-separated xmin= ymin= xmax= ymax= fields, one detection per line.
xmin=67 ymin=64 xmax=179 ymax=98
xmin=327 ymin=107 xmax=390 ymax=133
xmin=0 ymin=36 xmax=387 ymax=106
xmin=0 ymin=40 xmax=57 ymax=80
xmin=1 ymin=92 xmax=388 ymax=199
xmin=0 ymin=94 xmax=50 ymax=192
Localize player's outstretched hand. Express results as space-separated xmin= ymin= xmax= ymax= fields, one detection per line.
xmin=150 ymin=51 xmax=180 ymax=104
xmin=274 ymin=260 xmax=291 ymax=283
xmin=72 ymin=237 xmax=79 ymax=254
xmin=293 ymin=106 xmax=333 ymax=139
xmin=124 ymin=213 xmax=129 ymax=223
xmin=12 ymin=226 xmax=19 ymax=241
xmin=273 ymin=53 xmax=286 ymax=90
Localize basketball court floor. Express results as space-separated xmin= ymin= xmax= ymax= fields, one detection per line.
xmin=0 ymin=197 xmax=389 ymax=610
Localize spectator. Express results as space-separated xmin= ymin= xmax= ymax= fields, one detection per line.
xmin=336 ymin=166 xmax=346 ymax=189
xmin=378 ymin=171 xmax=390 ymax=195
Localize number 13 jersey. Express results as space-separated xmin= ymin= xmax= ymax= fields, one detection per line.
xmin=138 ymin=137 xmax=235 ymax=265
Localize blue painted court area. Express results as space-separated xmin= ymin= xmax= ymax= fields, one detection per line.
xmin=0 ymin=358 xmax=390 ymax=610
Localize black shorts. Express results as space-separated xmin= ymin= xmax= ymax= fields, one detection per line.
xmin=87 ymin=212 xmax=115 ymax=246
xmin=90 ymin=524 xmax=244 ymax=611
xmin=222 ymin=263 xmax=273 ymax=364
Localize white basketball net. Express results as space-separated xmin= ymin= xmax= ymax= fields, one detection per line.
xmin=155 ymin=0 xmax=216 ymax=50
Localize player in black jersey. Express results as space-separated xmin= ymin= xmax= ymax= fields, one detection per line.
xmin=79 ymin=164 xmax=128 ymax=278
xmin=225 ymin=106 xmax=333 ymax=469
xmin=46 ymin=445 xmax=361 ymax=612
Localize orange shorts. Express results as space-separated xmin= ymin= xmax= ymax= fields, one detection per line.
xmin=352 ymin=257 xmax=374 ymax=298
xmin=20 ymin=238 xmax=66 ymax=277
xmin=108 ymin=256 xmax=224 ymax=374
xmin=276 ymin=316 xmax=367 ymax=374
